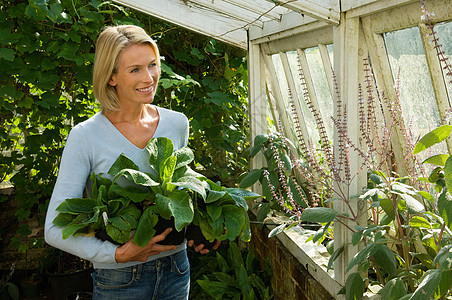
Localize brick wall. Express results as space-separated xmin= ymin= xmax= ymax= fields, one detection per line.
xmin=244 ymin=220 xmax=334 ymax=300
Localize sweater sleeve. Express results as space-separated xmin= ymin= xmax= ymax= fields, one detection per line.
xmin=44 ymin=125 xmax=118 ymax=265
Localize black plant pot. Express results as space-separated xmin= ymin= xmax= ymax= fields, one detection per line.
xmin=185 ymin=224 xmax=215 ymax=250
xmin=153 ymin=217 xmax=186 ymax=245
xmin=47 ymin=268 xmax=93 ymax=300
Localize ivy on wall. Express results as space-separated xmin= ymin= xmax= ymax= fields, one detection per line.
xmin=0 ymin=0 xmax=249 ymax=252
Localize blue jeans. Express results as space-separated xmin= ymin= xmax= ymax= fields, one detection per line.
xmin=92 ymin=250 xmax=190 ymax=299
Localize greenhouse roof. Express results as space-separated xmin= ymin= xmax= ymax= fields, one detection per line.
xmin=112 ymin=0 xmax=419 ymax=49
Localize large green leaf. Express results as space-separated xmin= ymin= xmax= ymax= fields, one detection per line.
xmin=147 ymin=137 xmax=174 ymax=175
xmin=206 ymin=204 xmax=222 ymax=222
xmin=380 ymin=278 xmax=407 ymax=300
xmin=155 ymin=191 xmax=194 ymax=231
xmin=221 ymin=205 xmax=246 ymax=241
xmin=206 ymin=189 xmax=227 ymax=203
xmin=345 ymin=272 xmax=364 ymax=300
xmin=172 ymin=176 xmax=206 ymax=200
xmin=64 ymin=197 xmax=97 ymax=213
xmin=444 ymin=155 xmax=452 ymax=192
xmin=113 ymin=169 xmax=159 ymax=187
xmin=399 ymin=194 xmax=424 ymax=214
xmin=173 ymin=146 xmax=194 ymax=169
xmin=327 ymin=245 xmax=344 ymax=271
xmin=109 ymin=216 xmax=131 ymax=231
xmin=62 ymin=223 xmax=88 ymax=239
xmin=380 ymin=198 xmax=395 ymax=220
xmin=410 ymin=269 xmax=442 ymax=300
xmin=300 ymin=207 xmax=338 ymax=223
xmin=108 ymin=184 xmax=150 ymax=203
xmin=225 ymin=188 xmax=261 ymax=201
xmin=438 ymin=190 xmax=452 ymax=227
xmin=346 ymin=242 xmax=374 ymax=273
xmin=371 ymin=244 xmax=397 ymax=275
xmin=133 ymin=206 xmax=159 ymax=247
xmin=52 ymin=213 xmax=76 ymax=226
xmin=413 ymin=125 xmax=452 ymax=154
xmin=422 ymin=154 xmax=450 ymax=166
xmin=196 ymin=279 xmax=231 ymax=299
xmin=108 ymin=153 xmax=139 ymax=176
xmin=239 ymin=169 xmax=262 ymax=189
xmin=160 ymin=155 xmax=177 ymax=184
xmin=106 ymin=223 xmax=129 ymax=244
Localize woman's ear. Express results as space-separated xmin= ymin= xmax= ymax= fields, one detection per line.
xmin=108 ymin=76 xmax=117 ymax=87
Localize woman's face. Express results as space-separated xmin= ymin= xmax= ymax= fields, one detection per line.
xmin=108 ymin=43 xmax=160 ymax=107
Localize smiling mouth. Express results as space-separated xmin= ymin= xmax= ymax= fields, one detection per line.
xmin=137 ymin=86 xmax=153 ymax=92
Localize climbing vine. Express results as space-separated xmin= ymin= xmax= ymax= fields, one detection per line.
xmin=0 ymin=0 xmax=249 ymax=252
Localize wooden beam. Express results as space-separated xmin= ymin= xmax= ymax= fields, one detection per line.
xmin=269 ymin=0 xmax=340 ymax=25
xmin=222 ymin=0 xmax=283 ymax=21
xmin=248 ymin=42 xmax=268 ymax=174
xmin=419 ymin=22 xmax=452 ymax=153
xmin=112 ymin=0 xmax=248 ymax=49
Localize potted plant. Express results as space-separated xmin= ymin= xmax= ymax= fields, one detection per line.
xmin=53 ymin=137 xmax=260 ymax=248
xmin=186 ymin=179 xmax=260 ymax=249
xmin=53 ymin=137 xmax=206 ymax=246
xmin=43 ymin=248 xmax=93 ymax=300
xmin=0 ymin=264 xmax=19 ymax=300
xmin=52 ymin=171 xmax=143 ymax=245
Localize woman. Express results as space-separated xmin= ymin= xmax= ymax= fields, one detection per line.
xmin=45 ymin=25 xmax=214 ymax=299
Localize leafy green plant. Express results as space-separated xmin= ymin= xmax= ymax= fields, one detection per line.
xmin=0 ymin=264 xmax=19 ymax=300
xmin=190 ymin=179 xmax=260 ymax=244
xmin=191 ymin=241 xmax=273 ymax=300
xmin=52 ymin=172 xmax=142 ymax=244
xmin=53 ymin=137 xmax=258 ymax=247
xmin=1 ymin=0 xmax=249 ymax=255
xmin=239 ymin=132 xmax=313 ymax=227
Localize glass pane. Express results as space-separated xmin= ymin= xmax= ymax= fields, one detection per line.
xmin=270 ymin=46 xmax=334 ymax=149
xmin=384 ymin=26 xmax=445 ymax=161
xmin=304 ymin=47 xmax=334 ymax=141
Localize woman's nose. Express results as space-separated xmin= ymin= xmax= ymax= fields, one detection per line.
xmin=143 ymin=69 xmax=154 ymax=82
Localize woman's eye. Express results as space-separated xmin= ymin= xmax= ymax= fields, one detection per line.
xmin=149 ymin=63 xmax=157 ymax=68
xmin=130 ymin=68 xmax=139 ymax=73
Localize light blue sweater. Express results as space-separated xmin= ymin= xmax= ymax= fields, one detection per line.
xmin=44 ymin=106 xmax=189 ymax=269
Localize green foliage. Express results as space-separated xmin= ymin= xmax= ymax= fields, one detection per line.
xmin=193 ymin=180 xmax=260 ymax=243
xmin=189 ymin=241 xmax=273 ymax=300
xmin=53 ymin=172 xmax=143 ymax=244
xmin=1 ymin=0 xmax=249 ymax=253
xmin=240 ymin=133 xmax=313 ymax=225
xmin=53 ymin=137 xmax=256 ymax=246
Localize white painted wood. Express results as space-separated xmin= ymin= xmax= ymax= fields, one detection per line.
xmin=343 ymin=0 xmax=417 ymax=16
xmin=249 ymin=11 xmax=323 ymax=42
xmin=112 ymin=0 xmax=248 ymax=49
xmin=261 ymin=45 xmax=298 ymax=144
xmin=361 ymin=0 xmax=452 ymax=34
xmin=185 ymin=0 xmax=265 ymax=26
xmin=222 ymin=0 xmax=285 ymax=21
xmin=248 ymin=42 xmax=268 ymax=174
xmin=419 ymin=22 xmax=452 ymax=153
xmin=361 ymin=15 xmax=409 ymax=176
xmin=258 ymin=26 xmax=333 ymax=54
xmin=269 ymin=0 xmax=340 ymax=24
xmin=279 ymin=52 xmax=312 ymax=149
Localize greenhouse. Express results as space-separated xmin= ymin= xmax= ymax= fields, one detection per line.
xmin=1 ymin=0 xmax=451 ymax=299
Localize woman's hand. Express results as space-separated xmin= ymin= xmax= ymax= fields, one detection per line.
xmin=114 ymin=228 xmax=177 ymax=263
xmin=187 ymin=239 xmax=221 ymax=255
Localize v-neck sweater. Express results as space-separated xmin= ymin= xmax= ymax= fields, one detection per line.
xmin=44 ymin=106 xmax=189 ymax=269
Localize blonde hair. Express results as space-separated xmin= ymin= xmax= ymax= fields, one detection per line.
xmin=92 ymin=25 xmax=160 ymax=113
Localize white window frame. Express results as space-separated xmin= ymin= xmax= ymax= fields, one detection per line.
xmin=248 ymin=0 xmax=452 ymax=298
